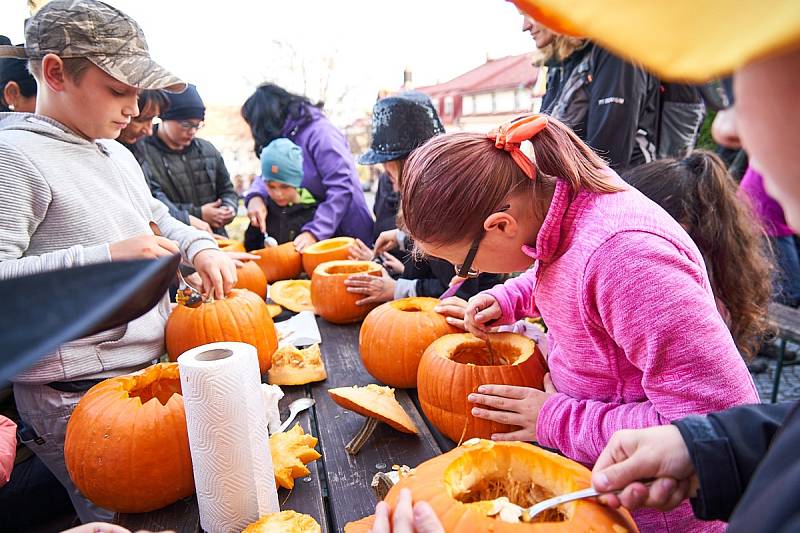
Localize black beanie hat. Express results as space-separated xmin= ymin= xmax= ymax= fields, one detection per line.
xmin=160 ymin=83 xmax=205 ymax=121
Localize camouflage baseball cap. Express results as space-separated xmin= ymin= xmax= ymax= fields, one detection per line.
xmin=0 ymin=0 xmax=185 ymax=93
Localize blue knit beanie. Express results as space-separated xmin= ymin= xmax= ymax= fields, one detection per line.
xmin=161 ymin=83 xmax=205 ymax=121
xmin=260 ymin=138 xmax=304 ymax=188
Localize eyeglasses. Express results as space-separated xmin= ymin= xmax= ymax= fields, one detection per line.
xmin=177 ymin=120 xmax=204 ymax=131
xmin=453 ymin=204 xmax=511 ymax=278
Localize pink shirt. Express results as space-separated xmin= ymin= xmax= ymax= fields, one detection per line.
xmin=486 ymin=177 xmax=759 ymax=532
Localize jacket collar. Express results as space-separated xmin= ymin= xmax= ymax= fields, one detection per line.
xmin=521 ymin=178 xmax=572 ymax=263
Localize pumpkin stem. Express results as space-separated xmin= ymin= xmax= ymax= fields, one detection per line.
xmin=346 ymin=417 xmax=379 ymax=455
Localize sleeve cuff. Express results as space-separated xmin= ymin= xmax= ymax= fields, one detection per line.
xmin=535 ymin=393 xmax=566 ymax=448
xmin=394 ymin=278 xmax=418 ymax=299
xmin=186 ymin=238 xmax=219 ymax=264
xmin=82 ymin=243 xmax=112 ymax=265
xmin=397 ymin=230 xmax=407 ymax=251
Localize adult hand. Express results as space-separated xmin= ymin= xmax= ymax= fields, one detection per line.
xmin=201 ymin=199 xmax=229 ymax=228
xmin=246 ymin=195 xmax=268 ymax=232
xmin=593 ymin=425 xmax=698 ymax=512
xmin=434 ymin=296 xmax=468 ymax=329
xmin=192 ymin=249 xmax=237 ymax=300
xmin=371 ymin=488 xmax=444 ymax=533
xmin=348 ymin=238 xmax=373 ymax=261
xmin=109 ymin=235 xmax=179 ymax=261
xmin=293 ymin=231 xmax=318 ymax=252
xmin=381 ymin=252 xmax=405 ymax=276
xmin=220 ymin=204 xmax=236 ymax=225
xmin=374 ymin=229 xmax=400 ymax=256
xmin=226 ymin=251 xmax=261 ymax=267
xmin=463 ymin=293 xmax=502 ymax=338
xmin=188 ymin=215 xmax=213 ymax=234
xmin=344 ymin=268 xmax=395 ymax=305
xmin=468 ymin=374 xmax=557 ymax=441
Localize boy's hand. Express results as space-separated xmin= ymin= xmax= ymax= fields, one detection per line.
xmin=464 ymin=293 xmax=501 ymax=338
xmin=192 ymin=249 xmax=237 ymax=300
xmin=109 ymin=235 xmax=179 ymax=261
xmin=293 ymin=231 xmax=317 ymax=252
xmin=201 ymin=199 xmax=231 ymax=228
xmin=189 ymin=215 xmax=213 ymax=234
xmin=247 ymin=196 xmax=268 ymax=232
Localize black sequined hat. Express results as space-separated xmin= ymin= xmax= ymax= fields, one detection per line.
xmin=358 ymin=94 xmax=445 ymax=165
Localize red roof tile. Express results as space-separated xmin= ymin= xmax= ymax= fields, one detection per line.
xmin=416 ymin=53 xmax=539 ymax=97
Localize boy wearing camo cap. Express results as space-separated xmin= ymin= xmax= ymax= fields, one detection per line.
xmin=0 ymin=0 xmax=237 ymax=522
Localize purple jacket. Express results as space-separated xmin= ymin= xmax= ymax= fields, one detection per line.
xmin=245 ymin=107 xmax=374 ymax=244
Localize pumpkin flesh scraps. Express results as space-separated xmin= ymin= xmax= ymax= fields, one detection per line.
xmin=242 ymin=510 xmax=321 ymax=533
xmin=458 ymin=478 xmax=566 ymax=524
xmin=268 ymin=344 xmax=327 ymax=385
xmin=269 ymin=424 xmax=321 ymax=489
xmin=270 ymin=279 xmax=314 ymax=313
xmin=127 ymin=376 xmax=181 ymax=406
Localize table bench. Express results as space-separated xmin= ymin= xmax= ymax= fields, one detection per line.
xmin=768 ymin=302 xmax=800 ymax=403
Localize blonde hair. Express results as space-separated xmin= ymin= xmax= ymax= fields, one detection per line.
xmin=539 ymin=36 xmax=587 ymax=63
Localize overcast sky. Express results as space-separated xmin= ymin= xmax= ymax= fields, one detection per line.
xmin=3 ymin=0 xmax=534 ymax=125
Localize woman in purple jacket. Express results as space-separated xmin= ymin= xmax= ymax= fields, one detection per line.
xmin=241 ymin=83 xmax=374 ymax=250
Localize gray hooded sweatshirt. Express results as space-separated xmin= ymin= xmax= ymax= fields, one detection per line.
xmin=0 ymin=112 xmax=218 ymax=384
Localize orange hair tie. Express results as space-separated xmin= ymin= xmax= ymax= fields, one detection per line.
xmin=487 ymin=113 xmax=549 ymax=180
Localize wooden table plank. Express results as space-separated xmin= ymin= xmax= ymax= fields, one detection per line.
xmin=311 ymin=319 xmax=443 ymax=532
xmin=116 ymin=495 xmax=199 ymax=533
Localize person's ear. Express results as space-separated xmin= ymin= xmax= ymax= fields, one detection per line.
xmin=484 ymin=211 xmax=519 ymax=238
xmin=41 ymin=53 xmax=67 ymax=92
xmin=3 ymin=81 xmax=21 ymax=108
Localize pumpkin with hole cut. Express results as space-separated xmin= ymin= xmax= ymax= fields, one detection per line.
xmin=380 ymin=439 xmax=638 ymax=531
xmin=216 ymin=238 xmax=246 ymax=253
xmin=360 ymin=297 xmax=459 ymax=388
xmin=311 ymin=260 xmax=382 ymax=324
xmin=269 ymin=423 xmax=321 ymax=489
xmin=270 ymin=279 xmax=313 ymax=313
xmin=253 ymin=242 xmax=303 ymax=282
xmin=234 ymin=260 xmax=268 ymax=299
xmin=165 ymin=289 xmax=278 ymax=374
xmin=417 ymin=332 xmax=547 ymax=442
xmin=301 ymin=236 xmax=355 ymax=276
xmin=242 ymin=510 xmax=321 ymax=533
xmin=64 ymin=363 xmax=193 ymax=513
xmin=268 ymin=344 xmax=327 ymax=385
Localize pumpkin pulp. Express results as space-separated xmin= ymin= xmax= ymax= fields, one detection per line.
xmin=448 ymin=339 xmax=532 ymax=366
xmin=127 ymin=375 xmax=182 ymax=406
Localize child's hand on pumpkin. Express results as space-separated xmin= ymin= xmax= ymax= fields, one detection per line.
xmin=464 ymin=293 xmax=501 ymax=338
xmin=348 ymin=238 xmax=373 ymax=261
xmin=374 ymin=229 xmax=400 ymax=256
xmin=344 ymin=268 xmax=396 ymax=305
xmin=293 ymin=231 xmax=317 ymax=252
xmin=468 ymin=374 xmax=557 ymax=441
xmin=372 ymin=488 xmax=444 ymax=533
xmin=434 ymin=297 xmax=468 ymax=329
xmin=192 ymin=249 xmax=237 ymax=300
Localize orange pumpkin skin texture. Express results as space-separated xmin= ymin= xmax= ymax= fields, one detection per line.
xmin=64 ymin=363 xmax=194 ymax=513
xmin=216 ymin=238 xmax=246 ymax=253
xmin=165 ymin=289 xmax=278 ymax=374
xmin=417 ymin=333 xmax=547 ymax=442
xmin=234 ymin=260 xmax=268 ymax=299
xmin=328 ymin=384 xmax=418 ymax=434
xmin=360 ymin=297 xmax=459 ymax=388
xmin=344 ymin=515 xmax=375 ymax=533
xmin=301 ymin=236 xmax=355 ymax=276
xmin=270 ymin=279 xmax=314 ymax=313
xmin=311 ymin=260 xmax=382 ymax=324
xmin=269 ymin=423 xmax=322 ymax=489
xmin=268 ymin=344 xmax=327 ymax=385
xmin=253 ymin=242 xmax=303 ymax=282
xmin=267 ymin=303 xmax=283 ymax=318
xmin=384 ymin=439 xmax=638 ymax=532
xmin=242 ymin=510 xmax=321 ymax=533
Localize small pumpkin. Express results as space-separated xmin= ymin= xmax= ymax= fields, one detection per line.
xmin=165 ymin=289 xmax=278 ymax=374
xmin=301 ymin=236 xmax=355 ymax=276
xmin=417 ymin=332 xmax=547 ymax=442
xmin=242 ymin=510 xmax=321 ymax=533
xmin=253 ymin=242 xmax=303 ymax=282
xmin=311 ymin=260 xmax=382 ymax=324
xmin=64 ymin=363 xmax=193 ymax=513
xmin=269 ymin=423 xmax=322 ymax=489
xmin=270 ymin=279 xmax=314 ymax=313
xmin=268 ymin=344 xmax=327 ymax=385
xmin=216 ymin=238 xmax=246 ymax=253
xmin=234 ymin=260 xmax=268 ymax=299
xmin=360 ymin=297 xmax=459 ymax=388
xmin=381 ymin=439 xmax=638 ymax=531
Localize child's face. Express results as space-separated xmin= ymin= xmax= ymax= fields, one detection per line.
xmin=266 ymin=181 xmax=300 ymax=207
xmin=118 ymin=100 xmax=159 ymax=145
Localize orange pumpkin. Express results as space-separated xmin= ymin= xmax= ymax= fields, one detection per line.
xmin=360 ymin=297 xmax=459 ymax=388
xmin=64 ymin=363 xmax=194 ymax=513
xmin=270 ymin=279 xmax=314 ymax=313
xmin=217 ymin=238 xmax=246 ymax=253
xmin=165 ymin=289 xmax=278 ymax=374
xmin=311 ymin=260 xmax=382 ymax=324
xmin=253 ymin=242 xmax=303 ymax=282
xmin=243 ymin=510 xmax=321 ymax=533
xmin=268 ymin=344 xmax=327 ymax=385
xmin=234 ymin=260 xmax=268 ymax=299
xmin=382 ymin=439 xmax=638 ymax=531
xmin=267 ymin=303 xmax=283 ymax=317
xmin=417 ymin=333 xmax=547 ymax=442
xmin=301 ymin=236 xmax=355 ymax=276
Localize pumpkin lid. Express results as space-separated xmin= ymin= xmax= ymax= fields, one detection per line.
xmin=313 ymin=260 xmax=382 ymax=278
xmin=268 ymin=344 xmax=327 ymax=386
xmin=242 ymin=510 xmax=321 ymax=533
xmin=270 ymin=279 xmax=313 ymax=313
xmin=328 ymin=384 xmax=418 ymax=434
xmin=302 ymin=237 xmax=355 ymax=255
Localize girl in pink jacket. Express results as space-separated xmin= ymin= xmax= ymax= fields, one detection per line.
xmin=400 ymin=114 xmax=759 ymax=532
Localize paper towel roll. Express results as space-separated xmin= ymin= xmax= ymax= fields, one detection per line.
xmin=179 ymin=342 xmax=279 ymax=533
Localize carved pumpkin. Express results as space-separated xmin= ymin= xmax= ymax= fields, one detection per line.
xmin=217 ymin=238 xmax=246 ymax=253
xmin=311 ymin=260 xmax=382 ymax=324
xmin=234 ymin=260 xmax=268 ymax=299
xmin=269 ymin=423 xmax=321 ymax=489
xmin=64 ymin=363 xmax=193 ymax=513
xmin=268 ymin=344 xmax=327 ymax=385
xmin=165 ymin=289 xmax=278 ymax=374
xmin=253 ymin=242 xmax=303 ymax=282
xmin=270 ymin=279 xmax=314 ymax=313
xmin=301 ymin=236 xmax=355 ymax=276
xmin=243 ymin=510 xmax=321 ymax=533
xmin=417 ymin=333 xmax=547 ymax=442
xmin=360 ymin=297 xmax=458 ymax=388
xmin=382 ymin=439 xmax=638 ymax=531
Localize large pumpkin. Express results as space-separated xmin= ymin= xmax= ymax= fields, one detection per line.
xmin=360 ymin=297 xmax=458 ymax=388
xmin=311 ymin=260 xmax=381 ymax=324
xmin=270 ymin=279 xmax=314 ymax=313
xmin=165 ymin=289 xmax=278 ymax=374
xmin=234 ymin=260 xmax=268 ymax=299
xmin=417 ymin=333 xmax=547 ymax=442
xmin=253 ymin=242 xmax=303 ymax=282
xmin=382 ymin=439 xmax=638 ymax=531
xmin=64 ymin=363 xmax=194 ymax=513
xmin=217 ymin=238 xmax=246 ymax=253
xmin=301 ymin=237 xmax=355 ymax=276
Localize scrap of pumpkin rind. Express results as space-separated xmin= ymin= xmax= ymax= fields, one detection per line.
xmin=269 ymin=424 xmax=321 ymax=489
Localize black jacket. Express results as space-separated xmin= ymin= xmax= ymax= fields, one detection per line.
xmin=674 ymin=401 xmax=800 ymax=532
xmin=403 ymin=257 xmax=502 ymax=300
xmin=137 ymin=126 xmax=239 ymax=235
xmin=542 ymin=43 xmax=659 ymax=172
xmin=373 ymin=173 xmax=400 ymax=240
xmin=243 ymin=196 xmax=317 ymax=251
xmin=123 ymin=141 xmax=190 ymax=224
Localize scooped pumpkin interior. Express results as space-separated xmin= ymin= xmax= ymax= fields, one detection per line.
xmin=127 ymin=371 xmax=182 ymax=406
xmin=448 ymin=340 xmax=533 ymax=366
xmin=324 ymin=263 xmax=373 ymax=275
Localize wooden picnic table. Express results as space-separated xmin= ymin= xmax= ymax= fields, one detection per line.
xmin=116 ymin=318 xmax=456 ymax=533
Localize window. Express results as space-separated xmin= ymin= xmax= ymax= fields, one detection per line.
xmin=463 ymin=95 xmax=474 ymax=115
xmin=444 ymin=96 xmax=454 ymax=117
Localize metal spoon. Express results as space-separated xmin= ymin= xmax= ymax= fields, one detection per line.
xmin=149 ymin=221 xmax=203 ymax=308
xmin=278 ymin=397 xmax=316 ymax=433
xmin=524 ymin=480 xmax=655 ymax=522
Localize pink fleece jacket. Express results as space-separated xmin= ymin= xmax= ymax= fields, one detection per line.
xmin=486 ymin=177 xmax=759 ymax=533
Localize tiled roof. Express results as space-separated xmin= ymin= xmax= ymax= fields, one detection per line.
xmin=416 ymin=53 xmax=539 ymax=97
